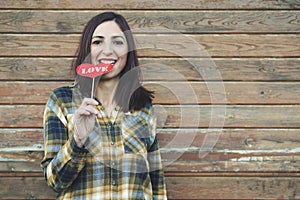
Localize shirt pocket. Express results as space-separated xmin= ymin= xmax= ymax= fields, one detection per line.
xmin=121 ymin=114 xmax=152 ymax=154
xmin=120 ymin=115 xmax=152 ymax=173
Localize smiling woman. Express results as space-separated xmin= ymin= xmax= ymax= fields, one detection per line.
xmin=90 ymin=21 xmax=129 ymax=81
xmin=41 ymin=12 xmax=167 ymax=200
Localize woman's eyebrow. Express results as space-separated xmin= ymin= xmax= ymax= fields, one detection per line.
xmin=112 ymin=35 xmax=125 ymax=40
xmin=92 ymin=35 xmax=125 ymax=40
xmin=92 ymin=36 xmax=104 ymax=39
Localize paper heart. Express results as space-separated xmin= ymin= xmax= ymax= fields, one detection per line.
xmin=76 ymin=63 xmax=113 ymax=78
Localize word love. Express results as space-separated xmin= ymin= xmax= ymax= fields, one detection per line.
xmin=76 ymin=63 xmax=113 ymax=78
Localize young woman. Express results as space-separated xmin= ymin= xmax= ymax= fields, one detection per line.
xmin=41 ymin=12 xmax=167 ymax=199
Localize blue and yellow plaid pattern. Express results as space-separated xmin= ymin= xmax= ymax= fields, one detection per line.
xmin=41 ymin=85 xmax=167 ymax=199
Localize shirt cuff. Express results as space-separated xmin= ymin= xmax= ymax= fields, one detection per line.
xmin=65 ymin=137 xmax=88 ymax=163
xmin=72 ymin=136 xmax=89 ymax=151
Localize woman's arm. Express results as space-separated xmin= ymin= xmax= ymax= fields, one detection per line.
xmin=41 ymin=90 xmax=87 ymax=192
xmin=146 ymin=106 xmax=168 ymax=199
xmin=148 ymin=137 xmax=168 ymax=200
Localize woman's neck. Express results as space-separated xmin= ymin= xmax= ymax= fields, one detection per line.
xmin=96 ymin=78 xmax=118 ymax=114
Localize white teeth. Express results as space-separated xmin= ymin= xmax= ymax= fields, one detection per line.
xmin=100 ymin=60 xmax=116 ymax=64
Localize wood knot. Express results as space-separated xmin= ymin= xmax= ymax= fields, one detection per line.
xmin=244 ymin=137 xmax=256 ymax=147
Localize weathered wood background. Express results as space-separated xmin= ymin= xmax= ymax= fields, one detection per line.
xmin=1 ymin=0 xmax=300 ymax=199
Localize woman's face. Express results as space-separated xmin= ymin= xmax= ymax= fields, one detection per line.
xmin=90 ymin=20 xmax=128 ymax=80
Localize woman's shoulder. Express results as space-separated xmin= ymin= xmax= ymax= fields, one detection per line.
xmin=131 ymin=102 xmax=155 ymax=122
xmin=52 ymin=85 xmax=73 ymax=96
xmin=49 ymin=84 xmax=79 ymax=103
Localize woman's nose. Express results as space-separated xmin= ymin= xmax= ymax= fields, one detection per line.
xmin=102 ymin=42 xmax=113 ymax=55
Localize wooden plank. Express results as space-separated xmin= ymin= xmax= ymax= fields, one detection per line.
xmin=162 ymin=151 xmax=300 ymax=164
xmin=0 ymin=129 xmax=43 ymax=147
xmin=2 ymin=128 xmax=300 ymax=151
xmin=0 ymin=34 xmax=79 ymax=57
xmin=0 ymin=81 xmax=68 ymax=104
xmin=165 ymin=159 xmax=300 ymax=172
xmin=157 ymin=128 xmax=300 ymax=151
xmin=0 ymin=105 xmax=44 ymax=128
xmin=2 ymin=171 xmax=300 ymax=177
xmin=1 ymin=148 xmax=299 ymax=172
xmin=1 ymin=58 xmax=300 ymax=81
xmin=166 ymin=176 xmax=300 ymax=199
xmin=0 ymin=34 xmax=299 ymax=58
xmin=0 ymin=175 xmax=299 ymax=199
xmin=1 ymin=128 xmax=299 ymax=172
xmin=148 ymin=82 xmax=300 ymax=105
xmin=0 ymin=57 xmax=75 ymax=81
xmin=1 ymin=155 xmax=299 ymax=173
xmin=139 ymin=57 xmax=300 ymax=81
xmin=136 ymin=34 xmax=300 ymax=58
xmin=0 ymin=176 xmax=56 ymax=199
xmin=1 ymin=153 xmax=299 ymax=173
xmin=1 ymin=81 xmax=300 ymax=105
xmin=1 ymin=105 xmax=300 ymax=128
xmin=1 ymin=11 xmax=300 ymax=33
xmin=0 ymin=0 xmax=299 ymax=10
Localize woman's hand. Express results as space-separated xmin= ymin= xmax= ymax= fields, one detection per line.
xmin=73 ymin=98 xmax=101 ymax=147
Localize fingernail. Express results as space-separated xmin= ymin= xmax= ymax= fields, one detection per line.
xmin=93 ymin=100 xmax=99 ymax=105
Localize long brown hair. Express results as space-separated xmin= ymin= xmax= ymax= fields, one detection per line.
xmin=72 ymin=12 xmax=153 ymax=112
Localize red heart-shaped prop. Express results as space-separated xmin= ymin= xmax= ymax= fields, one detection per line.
xmin=76 ymin=63 xmax=113 ymax=78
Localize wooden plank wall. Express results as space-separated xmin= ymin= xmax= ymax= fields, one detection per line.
xmin=0 ymin=0 xmax=300 ymax=199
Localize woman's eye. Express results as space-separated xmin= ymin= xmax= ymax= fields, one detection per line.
xmin=92 ymin=40 xmax=102 ymax=45
xmin=113 ymin=40 xmax=124 ymax=45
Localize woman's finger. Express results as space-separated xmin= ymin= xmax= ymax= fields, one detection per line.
xmin=76 ymin=106 xmax=99 ymax=117
xmin=82 ymin=98 xmax=99 ymax=106
xmin=84 ymin=105 xmax=100 ymax=115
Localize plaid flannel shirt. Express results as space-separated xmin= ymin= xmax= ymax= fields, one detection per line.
xmin=41 ymin=85 xmax=167 ymax=200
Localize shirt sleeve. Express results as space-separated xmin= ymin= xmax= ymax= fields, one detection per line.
xmin=146 ymin=106 xmax=168 ymax=200
xmin=40 ymin=90 xmax=87 ymax=192
xmin=148 ymin=138 xmax=168 ymax=200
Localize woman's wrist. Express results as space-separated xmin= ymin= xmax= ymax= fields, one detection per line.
xmin=73 ymin=132 xmax=84 ymax=148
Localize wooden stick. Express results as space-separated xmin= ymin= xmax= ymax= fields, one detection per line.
xmin=91 ymin=77 xmax=95 ymax=99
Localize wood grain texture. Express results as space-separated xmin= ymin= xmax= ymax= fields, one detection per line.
xmin=0 ymin=105 xmax=300 ymax=128
xmin=135 ymin=34 xmax=300 ymax=58
xmin=1 ymin=128 xmax=299 ymax=172
xmin=1 ymin=58 xmax=300 ymax=81
xmin=0 ymin=128 xmax=43 ymax=148
xmin=0 ymin=34 xmax=299 ymax=58
xmin=1 ymin=10 xmax=299 ymax=33
xmin=1 ymin=152 xmax=299 ymax=173
xmin=2 ymin=128 xmax=299 ymax=151
xmin=1 ymin=0 xmax=299 ymax=199
xmin=166 ymin=176 xmax=300 ymax=199
xmin=0 ymin=174 xmax=299 ymax=199
xmin=0 ymin=0 xmax=299 ymax=10
xmin=1 ymin=81 xmax=300 ymax=104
